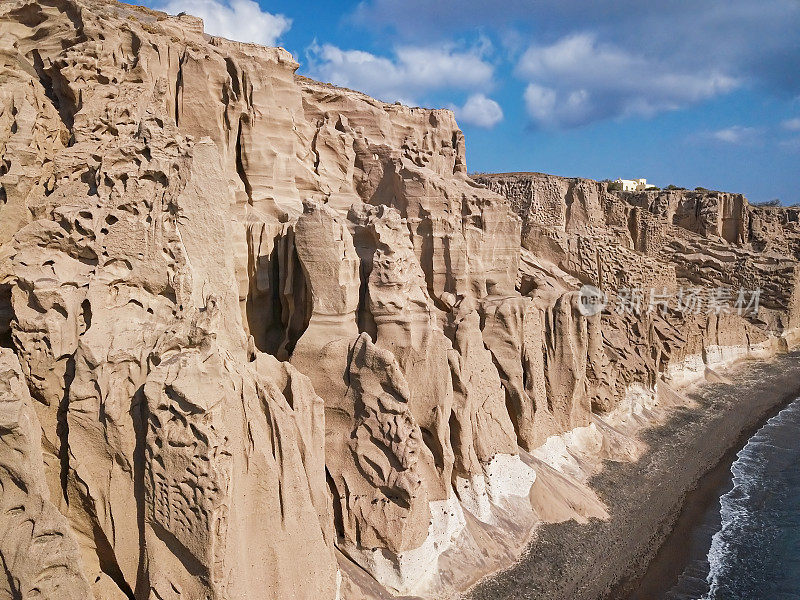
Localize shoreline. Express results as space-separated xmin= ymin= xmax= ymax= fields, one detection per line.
xmin=627 ymin=365 xmax=800 ymax=599
xmin=466 ymin=350 xmax=800 ymax=600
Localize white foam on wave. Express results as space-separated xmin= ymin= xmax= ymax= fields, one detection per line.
xmin=702 ymin=397 xmax=800 ymax=599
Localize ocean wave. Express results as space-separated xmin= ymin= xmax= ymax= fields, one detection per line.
xmin=702 ymin=397 xmax=800 ymax=599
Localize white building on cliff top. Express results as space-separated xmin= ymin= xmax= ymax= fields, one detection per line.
xmin=615 ymin=178 xmax=656 ymax=191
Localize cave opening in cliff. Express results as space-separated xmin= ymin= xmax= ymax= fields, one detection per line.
xmin=245 ymin=241 xmax=284 ymax=355
xmin=274 ymin=243 xmax=313 ymax=358
xmin=246 ymin=235 xmax=314 ymax=359
xmin=351 ymin=228 xmax=378 ymax=341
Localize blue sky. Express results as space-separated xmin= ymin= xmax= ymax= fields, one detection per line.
xmin=148 ymin=0 xmax=800 ymax=204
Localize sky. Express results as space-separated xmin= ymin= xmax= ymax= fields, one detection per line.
xmin=147 ymin=0 xmax=800 ymax=204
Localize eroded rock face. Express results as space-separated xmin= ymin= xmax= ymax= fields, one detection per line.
xmin=478 ymin=172 xmax=800 ymax=403
xmin=1 ymin=2 xmax=799 ymax=599
xmin=0 ymin=349 xmax=92 ymax=600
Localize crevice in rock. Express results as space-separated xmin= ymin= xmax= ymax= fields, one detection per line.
xmin=326 ymin=469 xmax=345 ymax=541
xmin=266 ymin=244 xmax=288 ymax=354
xmin=0 ymin=329 xmax=11 ymax=350
xmin=235 ymin=115 xmax=252 ymax=203
xmin=224 ymin=58 xmax=240 ymax=98
xmin=541 ymin=335 xmax=554 ymax=413
xmin=419 ymin=425 xmax=445 ymax=474
xmin=29 ymin=50 xmax=77 ymax=131
xmin=564 ymin=182 xmax=576 ymax=230
xmin=488 ymin=349 xmax=524 ymax=446
xmin=417 ymin=217 xmax=451 ymax=313
xmin=355 ymin=252 xmax=377 ymax=342
xmin=89 ymin=516 xmax=136 ymax=600
xmin=447 ymin=411 xmax=464 ymax=480
xmin=57 ymin=355 xmax=76 ymax=505
xmin=174 ymin=53 xmax=184 ymax=127
xmin=245 ymin=239 xmax=286 ymax=355
xmin=627 ymin=207 xmax=641 ymax=251
xmin=128 ymin=29 xmax=142 ymax=68
xmin=310 ymin=122 xmax=322 ymax=175
xmin=0 ymin=551 xmax=22 ymax=600
xmin=132 ymin=385 xmax=149 ymax=600
xmin=0 ymin=284 xmax=13 ymax=349
xmin=280 ymin=237 xmax=312 ymax=357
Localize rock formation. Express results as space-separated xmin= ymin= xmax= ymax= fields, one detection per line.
xmin=1 ymin=2 xmax=798 ymax=599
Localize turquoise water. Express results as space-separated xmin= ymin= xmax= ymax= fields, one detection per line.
xmin=668 ymin=396 xmax=800 ymax=599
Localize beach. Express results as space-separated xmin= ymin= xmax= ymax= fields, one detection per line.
xmin=467 ymin=350 xmax=800 ymax=600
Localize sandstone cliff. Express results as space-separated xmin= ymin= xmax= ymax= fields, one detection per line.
xmin=0 ymin=2 xmax=798 ymax=600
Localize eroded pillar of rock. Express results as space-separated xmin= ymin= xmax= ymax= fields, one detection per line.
xmin=290 ymin=198 xmax=360 ymax=402
xmin=337 ymin=333 xmax=462 ymax=595
xmin=143 ymin=324 xmax=338 ymax=600
xmin=350 ymin=203 xmax=455 ymax=487
xmin=0 ymin=349 xmax=92 ymax=600
xmin=447 ymin=297 xmax=535 ymax=521
xmin=480 ymin=294 xmax=540 ymax=450
xmin=544 ymin=292 xmax=592 ymax=433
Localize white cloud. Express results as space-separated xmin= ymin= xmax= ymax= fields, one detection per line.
xmin=305 ymin=43 xmax=494 ymax=105
xmin=451 ymin=94 xmax=503 ymax=128
xmin=352 ymin=0 xmax=800 ymax=100
xmin=516 ymin=33 xmax=740 ymax=128
xmin=157 ymin=0 xmax=291 ymax=46
xmin=524 ymin=83 xmax=594 ymax=128
xmin=523 ymin=84 xmax=556 ymax=123
xmin=712 ymin=127 xmax=756 ymax=144
xmin=782 ymin=117 xmax=800 ymax=131
xmin=699 ymin=125 xmax=763 ymax=145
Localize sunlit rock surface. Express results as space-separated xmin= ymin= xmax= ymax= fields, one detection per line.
xmin=1 ymin=2 xmax=799 ymax=599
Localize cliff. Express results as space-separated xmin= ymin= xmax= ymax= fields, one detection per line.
xmin=0 ymin=2 xmax=798 ymax=600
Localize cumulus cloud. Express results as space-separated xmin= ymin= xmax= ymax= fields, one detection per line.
xmin=782 ymin=117 xmax=800 ymax=131
xmin=516 ymin=33 xmax=739 ymax=128
xmin=157 ymin=0 xmax=290 ymax=46
xmin=451 ymin=94 xmax=503 ymax=128
xmin=352 ymin=0 xmax=800 ymax=98
xmin=305 ymin=43 xmax=494 ymax=105
xmin=522 ymin=84 xmax=555 ymax=123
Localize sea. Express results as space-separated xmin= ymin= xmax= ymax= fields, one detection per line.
xmin=665 ymin=396 xmax=800 ymax=599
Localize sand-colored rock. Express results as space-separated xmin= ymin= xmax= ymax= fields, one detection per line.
xmin=1 ymin=2 xmax=799 ymax=599
xmin=0 ymin=349 xmax=92 ymax=600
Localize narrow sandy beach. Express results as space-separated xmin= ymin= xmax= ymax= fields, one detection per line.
xmin=467 ymin=350 xmax=800 ymax=600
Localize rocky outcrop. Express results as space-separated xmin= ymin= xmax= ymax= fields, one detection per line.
xmin=1 ymin=3 xmax=798 ymax=600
